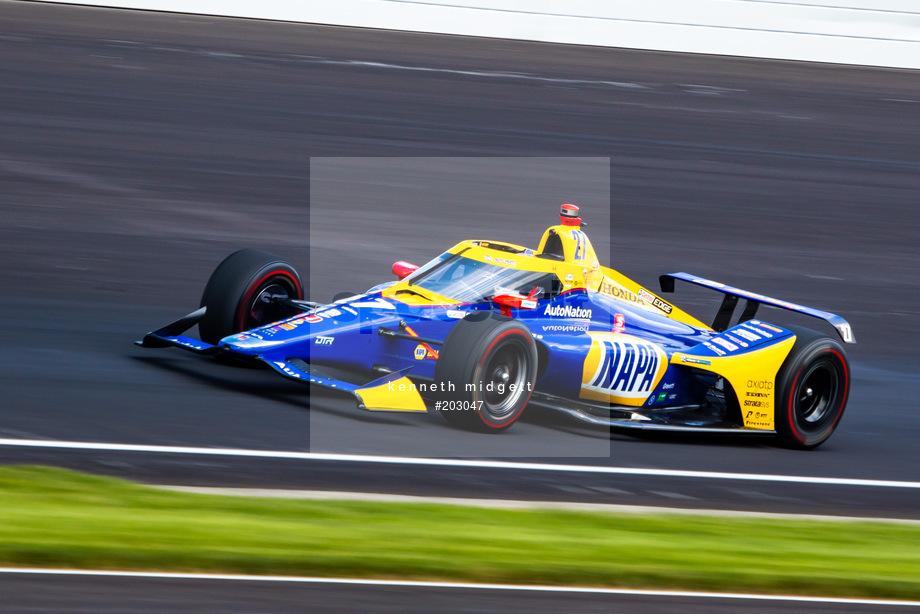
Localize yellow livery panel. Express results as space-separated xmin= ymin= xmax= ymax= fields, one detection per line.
xmin=671 ymin=336 xmax=796 ymax=430
xmin=354 ymin=376 xmax=428 ymax=412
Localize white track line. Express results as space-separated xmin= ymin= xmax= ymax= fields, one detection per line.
xmin=1 ymin=568 xmax=918 ymax=606
xmin=3 ymin=437 xmax=920 ymax=488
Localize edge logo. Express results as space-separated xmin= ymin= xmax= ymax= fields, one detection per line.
xmin=638 ymin=289 xmax=674 ymax=315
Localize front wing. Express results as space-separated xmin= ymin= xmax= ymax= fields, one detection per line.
xmin=136 ymin=308 xmax=426 ymax=413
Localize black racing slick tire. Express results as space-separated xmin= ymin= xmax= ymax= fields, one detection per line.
xmin=434 ymin=311 xmax=538 ymax=432
xmin=774 ymin=326 xmax=850 ymax=450
xmin=198 ymin=249 xmax=304 ymax=345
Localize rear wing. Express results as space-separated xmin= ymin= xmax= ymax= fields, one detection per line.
xmin=659 ymin=272 xmax=855 ymax=344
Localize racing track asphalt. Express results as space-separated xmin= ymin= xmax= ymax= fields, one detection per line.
xmin=3 ymin=571 xmax=920 ymax=614
xmin=1 ymin=0 xmax=920 ymax=520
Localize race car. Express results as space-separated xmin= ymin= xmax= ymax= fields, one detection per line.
xmin=138 ymin=204 xmax=854 ymax=449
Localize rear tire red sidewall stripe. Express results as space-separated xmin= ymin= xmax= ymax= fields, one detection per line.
xmin=827 ymin=348 xmax=849 ymax=431
xmin=787 ymin=370 xmax=806 ymax=444
xmin=475 ymin=329 xmax=535 ymax=429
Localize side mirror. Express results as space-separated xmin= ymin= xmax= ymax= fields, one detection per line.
xmin=392 ymin=261 xmax=419 ymax=280
xmin=493 ymin=287 xmax=541 ymax=317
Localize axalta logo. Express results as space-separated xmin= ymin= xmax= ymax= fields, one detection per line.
xmin=544 ymin=304 xmax=593 ymax=319
xmin=747 ymin=380 xmax=773 ymax=390
xmin=580 ymin=333 xmax=667 ymax=404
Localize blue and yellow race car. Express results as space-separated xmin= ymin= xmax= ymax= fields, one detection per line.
xmin=139 ymin=205 xmax=854 ymax=449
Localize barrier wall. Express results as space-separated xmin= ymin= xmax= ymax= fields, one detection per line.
xmin=26 ymin=0 xmax=920 ymax=69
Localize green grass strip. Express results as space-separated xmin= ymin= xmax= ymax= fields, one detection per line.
xmin=0 ymin=465 xmax=918 ymax=599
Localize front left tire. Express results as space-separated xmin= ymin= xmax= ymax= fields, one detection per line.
xmin=434 ymin=311 xmax=538 ymax=432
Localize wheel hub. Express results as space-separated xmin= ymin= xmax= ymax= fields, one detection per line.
xmin=481 ymin=345 xmax=527 ymax=418
xmin=796 ymin=361 xmax=838 ymax=426
xmin=248 ymin=282 xmax=292 ymax=328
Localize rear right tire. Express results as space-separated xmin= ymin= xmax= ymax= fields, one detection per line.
xmin=774 ymin=326 xmax=849 ymax=450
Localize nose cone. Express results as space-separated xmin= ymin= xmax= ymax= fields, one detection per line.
xmin=221 ymin=328 xmax=287 ymax=351
xmin=220 ymin=313 xmax=323 ymax=353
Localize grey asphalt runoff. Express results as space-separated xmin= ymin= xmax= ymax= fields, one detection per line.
xmin=3 ymin=572 xmax=920 ymax=614
xmin=2 ymin=1 xmax=920 ymax=519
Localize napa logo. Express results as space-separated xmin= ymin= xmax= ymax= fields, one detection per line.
xmin=580 ymin=333 xmax=668 ymax=406
xmin=543 ymin=304 xmax=593 ymax=319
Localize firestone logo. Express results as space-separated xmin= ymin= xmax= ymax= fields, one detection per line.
xmin=544 ymin=305 xmax=593 ymax=319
